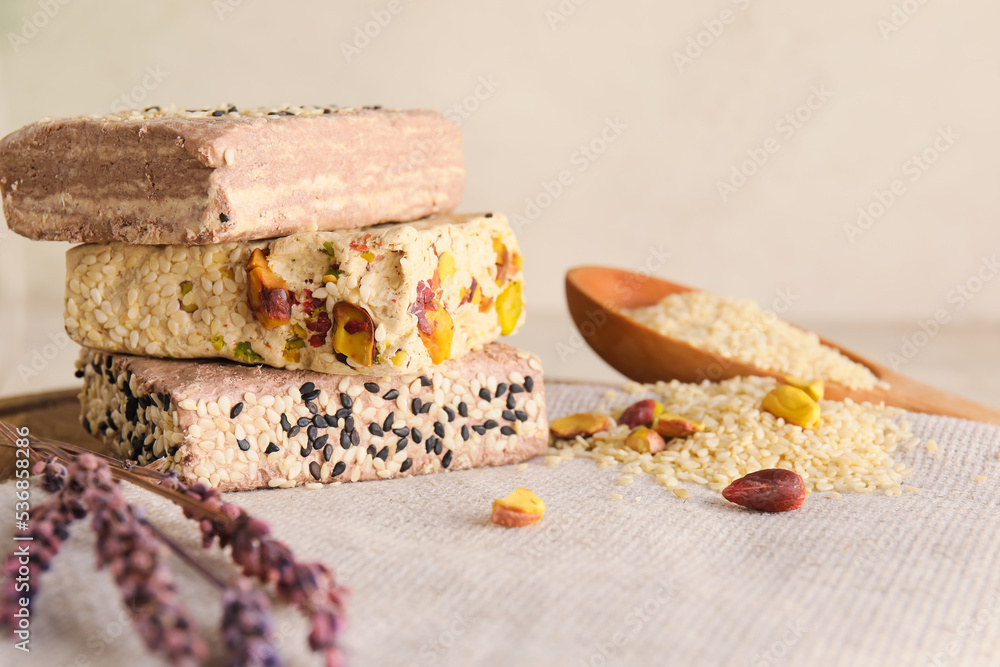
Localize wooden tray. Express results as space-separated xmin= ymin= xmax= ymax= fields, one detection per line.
xmin=0 ymin=388 xmax=115 ymax=481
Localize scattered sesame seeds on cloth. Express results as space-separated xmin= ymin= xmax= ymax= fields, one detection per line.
xmin=4 ymin=380 xmax=1000 ymax=666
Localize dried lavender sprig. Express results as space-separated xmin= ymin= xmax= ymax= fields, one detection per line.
xmin=222 ymin=579 xmax=284 ymax=667
xmin=164 ymin=480 xmax=347 ymax=667
xmin=0 ymin=423 xmax=348 ymax=665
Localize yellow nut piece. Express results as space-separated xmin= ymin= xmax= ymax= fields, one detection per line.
xmin=783 ymin=376 xmax=824 ymax=401
xmin=491 ymin=487 xmax=545 ymax=527
xmin=762 ymin=385 xmax=821 ymax=429
xmin=624 ymin=426 xmax=667 ymax=454
xmin=496 ymin=281 xmax=523 ymax=336
xmin=437 ymin=252 xmax=456 ymax=284
xmin=550 ymin=413 xmax=609 ymax=439
xmin=653 ymin=413 xmax=705 ymax=439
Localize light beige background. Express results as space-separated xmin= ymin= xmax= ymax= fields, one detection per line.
xmin=0 ymin=0 xmax=997 ymax=400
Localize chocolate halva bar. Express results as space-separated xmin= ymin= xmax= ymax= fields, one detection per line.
xmin=0 ymin=105 xmax=463 ymax=244
xmin=66 ymin=212 xmax=525 ymax=376
xmin=77 ymin=343 xmax=547 ymax=491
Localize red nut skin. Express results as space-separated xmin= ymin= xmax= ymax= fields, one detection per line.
xmin=619 ymin=399 xmax=659 ymax=428
xmin=722 ymin=469 xmax=806 ymax=512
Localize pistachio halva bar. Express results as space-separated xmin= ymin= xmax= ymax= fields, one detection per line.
xmin=0 ymin=105 xmax=463 ymax=244
xmin=66 ymin=212 xmax=524 ymax=376
xmin=77 ymin=343 xmax=547 ymax=492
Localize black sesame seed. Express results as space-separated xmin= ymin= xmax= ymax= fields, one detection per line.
xmin=369 ymin=423 xmax=383 ymax=436
xmin=507 ymin=395 xmax=517 ymax=410
xmin=265 ymin=443 xmax=280 ymax=455
xmin=434 ymin=439 xmax=443 ymax=455
xmin=425 ymin=439 xmax=434 ymax=454
xmin=434 ymin=422 xmax=445 ymax=438
xmin=313 ymin=414 xmax=328 ymax=428
xmin=367 ymin=445 xmax=377 ymax=457
xmin=364 ymin=382 xmax=380 ymax=393
xmin=340 ymin=431 xmax=351 ymax=449
xmin=419 ymin=375 xmax=432 ymax=387
xmin=168 ymin=446 xmax=179 ymax=457
xmin=411 ymin=398 xmax=421 ymax=414
xmin=280 ymin=414 xmax=292 ymax=432
xmin=443 ymin=406 xmax=455 ymax=422
xmin=300 ymin=446 xmax=311 ymax=457
xmin=300 ymin=382 xmax=316 ymax=395
xmin=411 ymin=428 xmax=422 ymax=443
xmin=220 ymin=212 xmax=229 ymax=223
xmin=335 ymin=407 xmax=352 ymax=421
xmin=332 ymin=461 xmax=347 ymax=477
xmin=485 ymin=212 xmax=494 ymax=218
xmin=510 ymin=384 xmax=524 ymax=394
xmin=238 ymin=438 xmax=251 ymax=451
xmin=340 ymin=392 xmax=353 ymax=408
xmin=458 ymin=402 xmax=468 ymax=418
xmin=376 ymin=446 xmax=389 ymax=461
xmin=383 ymin=413 xmax=395 ymax=430
xmin=392 ymin=427 xmax=410 ymax=438
xmin=307 ymin=425 xmax=319 ymax=440
xmin=383 ymin=389 xmax=399 ymax=400
xmin=212 ymin=109 xmax=225 ymax=117
xmin=83 ymin=417 xmax=92 ymax=433
xmin=297 ymin=417 xmax=312 ymax=427
xmin=484 ymin=420 xmax=498 ymax=430
xmin=401 ymin=458 xmax=413 ymax=472
xmin=97 ymin=421 xmax=108 ymax=432
xmin=307 ymin=401 xmax=319 ymax=415
xmin=478 ymin=388 xmax=492 ymax=401
xmin=502 ymin=410 xmax=516 ymax=421
xmin=442 ymin=451 xmax=453 ymax=468
xmin=313 ymin=434 xmax=329 ymax=450
xmin=344 ymin=416 xmax=355 ymax=432
xmin=230 ymin=402 xmax=244 ymax=419
xmin=501 ymin=426 xmax=516 ymax=436
xmin=473 ymin=425 xmax=487 ymax=435
xmin=303 ymin=390 xmax=321 ymax=403
xmin=396 ymin=437 xmax=408 ymax=451
xmin=496 ymin=383 xmax=508 ymax=398
xmin=515 ymin=410 xmax=528 ymax=422
xmin=323 ymin=443 xmax=333 ymax=461
xmin=420 ymin=402 xmax=431 ymax=414
xmin=289 ymin=426 xmax=301 ymax=438
xmin=74 ymin=369 xmax=85 ymax=378
xmin=524 ymin=377 xmax=534 ymax=391
xmin=310 ymin=461 xmax=322 ymax=480
xmin=461 ymin=425 xmax=470 ymax=441
xmin=350 ymin=429 xmax=360 ymax=446
xmin=106 ymin=356 xmax=114 ymax=370
xmin=162 ymin=394 xmax=171 ymax=410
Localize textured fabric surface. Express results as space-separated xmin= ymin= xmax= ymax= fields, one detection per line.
xmin=2 ymin=381 xmax=1000 ymax=667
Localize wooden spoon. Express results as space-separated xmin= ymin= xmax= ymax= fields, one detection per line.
xmin=566 ymin=266 xmax=1000 ymax=427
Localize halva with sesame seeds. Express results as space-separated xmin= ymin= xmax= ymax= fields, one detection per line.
xmin=65 ymin=212 xmax=525 ymax=376
xmin=77 ymin=343 xmax=547 ymax=491
xmin=623 ymin=291 xmax=884 ymax=390
xmin=547 ymin=375 xmax=917 ymax=497
xmin=0 ymin=105 xmax=463 ymax=244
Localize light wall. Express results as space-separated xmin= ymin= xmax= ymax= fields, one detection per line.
xmin=0 ymin=0 xmax=997 ymax=395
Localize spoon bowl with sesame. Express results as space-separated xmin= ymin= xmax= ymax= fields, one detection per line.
xmin=566 ymin=265 xmax=1000 ymax=426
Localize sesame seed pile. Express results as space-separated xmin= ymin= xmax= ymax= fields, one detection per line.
xmin=624 ymin=291 xmax=882 ymax=390
xmin=548 ymin=376 xmax=918 ymax=497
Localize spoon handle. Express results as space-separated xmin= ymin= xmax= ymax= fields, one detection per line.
xmin=866 ymin=370 xmax=1000 ymax=427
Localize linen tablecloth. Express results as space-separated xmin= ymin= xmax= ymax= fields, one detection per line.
xmin=2 ymin=381 xmax=1000 ymax=666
